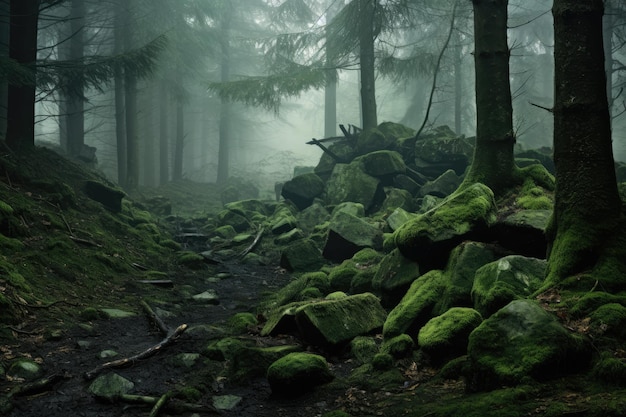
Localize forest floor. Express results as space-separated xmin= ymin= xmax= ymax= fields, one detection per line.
xmin=2 ymin=149 xmax=626 ymax=417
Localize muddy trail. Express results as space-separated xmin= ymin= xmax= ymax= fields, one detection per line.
xmin=2 ymin=259 xmax=353 ymax=417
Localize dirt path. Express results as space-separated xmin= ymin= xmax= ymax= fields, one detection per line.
xmin=1 ymin=261 xmax=344 ymax=417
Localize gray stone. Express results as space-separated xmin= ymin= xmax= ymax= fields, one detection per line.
xmin=357 ymin=150 xmax=406 ymax=179
xmin=386 ymin=207 xmax=417 ymax=231
xmin=88 ymin=373 xmax=135 ymax=400
xmin=297 ymin=202 xmax=330 ymax=234
xmin=419 ymin=169 xmax=461 ymax=198
xmin=7 ymin=359 xmax=43 ymax=381
xmin=192 ymin=289 xmax=220 ymax=304
xmin=325 ymin=162 xmax=382 ymax=212
xmin=322 ymin=211 xmax=383 ymax=262
xmin=281 ymin=173 xmax=325 ymax=210
xmin=280 ymin=238 xmax=325 ymax=272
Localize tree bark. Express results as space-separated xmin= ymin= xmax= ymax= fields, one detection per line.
xmin=65 ymin=0 xmax=86 ymax=158
xmin=113 ymin=0 xmax=126 ymax=186
xmin=462 ymin=0 xmax=516 ymax=194
xmin=358 ymin=0 xmax=377 ymax=130
xmin=5 ymin=0 xmax=40 ymax=150
xmin=123 ymin=0 xmax=139 ymax=190
xmin=172 ymin=95 xmax=184 ymax=181
xmin=216 ymin=8 xmax=232 ymax=184
xmin=159 ymin=80 xmax=169 ymax=185
xmin=0 ymin=1 xmax=10 ymax=141
xmin=546 ymin=0 xmax=622 ymax=288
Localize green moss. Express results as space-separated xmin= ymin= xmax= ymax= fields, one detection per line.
xmin=592 ymin=352 xmax=626 ymax=385
xmin=176 ymin=386 xmax=202 ymax=402
xmin=79 ymin=307 xmax=101 ymax=321
xmin=515 ymin=177 xmax=554 ymax=210
xmin=176 ymin=251 xmax=205 ymax=269
xmin=350 ymin=336 xmax=378 ymax=364
xmin=590 ymin=303 xmax=626 ymax=338
xmin=372 ymin=352 xmax=394 ymax=370
xmin=0 ymin=200 xmax=14 ymax=216
xmin=212 ymin=225 xmax=236 ymax=239
xmin=0 ymin=233 xmax=24 ymax=251
xmin=328 ymin=262 xmax=358 ymax=291
xmin=228 ymin=312 xmax=258 ymax=333
xmin=267 ymin=352 xmax=334 ymax=395
xmin=380 ymin=334 xmax=415 ymax=358
xmin=418 ymin=308 xmax=482 ymax=362
xmin=348 ymin=363 xmax=404 ymax=390
xmin=160 ymin=239 xmax=181 ymax=250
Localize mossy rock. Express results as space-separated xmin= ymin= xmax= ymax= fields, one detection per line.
xmin=418 ymin=307 xmax=482 ymax=363
xmin=328 ymin=261 xmax=359 ymax=291
xmin=223 ymin=199 xmax=268 ymax=217
xmin=590 ymin=303 xmax=626 ymax=338
xmin=325 ymin=162 xmax=383 ymax=212
xmin=83 ymin=180 xmax=125 ymax=212
xmin=267 ymin=352 xmax=334 ymax=396
xmin=355 ymin=127 xmax=395 ymax=155
xmin=372 ymin=248 xmax=420 ymax=307
xmin=260 ymin=301 xmax=311 ymax=337
xmin=386 ymin=207 xmax=417 ymax=232
xmin=176 ymin=251 xmax=206 ymax=269
xmin=472 ymin=255 xmax=547 ymax=317
xmin=274 ymin=228 xmax=305 ymax=245
xmin=228 ymin=312 xmax=258 ymax=333
xmin=383 ymin=269 xmax=447 ymax=339
xmin=260 ymin=272 xmax=329 ymax=315
xmin=212 ymin=225 xmax=237 ymax=239
xmin=467 ymin=299 xmax=591 ymax=391
xmin=322 ymin=211 xmax=383 ymax=262
xmin=279 ymin=238 xmax=325 ymax=272
xmin=380 ymin=333 xmax=415 ymax=359
xmin=331 ymin=202 xmax=365 ymax=218
xmin=350 ymin=336 xmax=378 ymax=364
xmin=348 ymin=363 xmax=405 ymax=390
xmin=216 ymin=209 xmax=250 ymax=232
xmin=297 ymin=202 xmax=330 ymax=234
xmin=394 ymin=183 xmax=498 ymax=269
xmin=380 ymin=187 xmax=414 ymax=215
xmin=357 ymin=150 xmax=406 ymax=179
xmin=592 ymin=351 xmax=626 ymax=385
xmin=281 ymin=173 xmax=325 ymax=210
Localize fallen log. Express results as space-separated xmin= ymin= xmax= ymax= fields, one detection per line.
xmin=83 ymin=324 xmax=188 ymax=381
xmin=238 ymin=226 xmax=264 ymax=258
xmin=112 ymin=393 xmax=220 ymax=414
xmin=141 ymin=299 xmax=170 ymax=336
xmin=0 ymin=372 xmax=71 ymax=414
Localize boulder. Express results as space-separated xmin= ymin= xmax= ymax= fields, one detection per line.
xmin=386 ymin=207 xmax=417 ymax=231
xmin=380 ymin=187 xmax=414 ymax=214
xmin=377 ymin=121 xmax=416 ymax=143
xmin=394 ymin=183 xmax=498 ymax=269
xmin=414 ymin=126 xmax=473 ymax=177
xmin=357 ymin=150 xmax=406 ymax=181
xmin=380 ymin=334 xmax=415 ymax=359
xmin=216 ymin=209 xmax=250 ymax=232
xmin=467 ymin=299 xmax=591 ymax=391
xmin=419 ymin=169 xmax=461 ymax=198
xmin=355 ymin=127 xmax=395 ymax=155
xmin=88 ymin=373 xmax=134 ymax=401
xmin=372 ymin=248 xmax=420 ymax=307
xmin=281 ymin=173 xmax=325 ymax=210
xmin=280 ymin=238 xmax=325 ymax=272
xmin=83 ymin=180 xmax=125 ymax=212
xmin=267 ymin=352 xmax=334 ymax=396
xmin=393 ymin=174 xmax=421 ymax=195
xmin=325 ymin=162 xmax=383 ymax=212
xmin=490 ymin=209 xmax=551 ymax=259
xmin=314 ymin=142 xmax=356 ymax=180
xmin=323 ymin=211 xmax=383 ymax=262
xmin=472 ymin=255 xmax=547 ymax=317
xmin=297 ymin=202 xmax=330 ymax=234
xmin=295 ymin=292 xmax=387 ymax=347
xmin=332 ymin=201 xmax=365 ymax=218
xmin=382 ymin=269 xmax=447 ymax=339
xmin=418 ymin=307 xmax=483 ymax=363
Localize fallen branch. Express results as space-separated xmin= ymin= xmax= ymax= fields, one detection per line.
xmin=112 ymin=393 xmax=220 ymax=414
xmin=529 ymin=101 xmax=554 ymax=113
xmin=83 ymin=323 xmax=188 ymax=380
xmin=149 ymin=391 xmax=174 ymax=417
xmin=141 ymin=299 xmax=170 ymax=336
xmin=238 ymin=226 xmax=264 ymax=258
xmin=0 ymin=372 xmax=71 ymax=413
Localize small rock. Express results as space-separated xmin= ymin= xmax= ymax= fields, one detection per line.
xmin=212 ymin=394 xmax=242 ymax=411
xmin=98 ymin=350 xmax=118 ymax=359
xmin=7 ymin=359 xmax=43 ymax=381
xmin=192 ymin=290 xmax=220 ymax=304
xmin=88 ymin=373 xmax=135 ymax=400
xmin=100 ymin=308 xmax=136 ymax=319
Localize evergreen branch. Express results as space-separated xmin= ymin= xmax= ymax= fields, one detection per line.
xmin=377 ymin=50 xmax=437 ymax=82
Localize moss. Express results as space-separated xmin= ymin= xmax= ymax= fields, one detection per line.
xmin=79 ymin=307 xmax=101 ymax=321
xmin=160 ymin=239 xmax=181 ymax=250
xmin=515 ymin=177 xmax=554 ymax=210
xmin=5 ymin=271 xmax=30 ymax=292
xmin=0 ymin=233 xmax=24 ymax=251
xmin=348 ymin=363 xmax=404 ymax=390
xmin=299 ymin=287 xmax=323 ymax=300
xmin=328 ymin=262 xmax=358 ymax=291
xmin=372 ymin=352 xmax=394 ymax=370
xmin=176 ymin=386 xmax=202 ymax=402
xmin=267 ymin=352 xmax=334 ymax=395
xmin=380 ymin=334 xmax=415 ymax=358
xmin=418 ymin=308 xmax=482 ymax=363
xmin=228 ymin=312 xmax=258 ymax=333
xmin=176 ymin=251 xmax=205 ymax=269
xmin=350 ymin=336 xmax=378 ymax=364
xmin=590 ymin=303 xmax=626 ymax=338
xmin=592 ymin=352 xmax=626 ymax=385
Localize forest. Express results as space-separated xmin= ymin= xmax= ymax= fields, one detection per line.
xmin=2 ymin=0 xmax=626 ymax=416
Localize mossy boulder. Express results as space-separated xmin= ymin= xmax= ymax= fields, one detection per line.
xmin=590 ymin=303 xmax=626 ymax=338
xmin=386 ymin=207 xmax=417 ymax=232
xmin=297 ymin=202 xmax=330 ymax=234
xmin=281 ymin=173 xmax=325 ymax=210
xmin=380 ymin=187 xmax=414 ymax=214
xmin=491 ymin=209 xmax=551 ymax=259
xmin=357 ymin=150 xmax=406 ymax=180
xmin=280 ymin=238 xmax=325 ymax=272
xmin=7 ymin=359 xmax=43 ymax=381
xmin=418 ymin=307 xmax=482 ymax=363
xmin=372 ymin=248 xmax=420 ymax=307
xmin=228 ymin=312 xmax=258 ymax=333
xmin=260 ymin=272 xmax=330 ymax=317
xmin=216 ymin=209 xmax=250 ymax=232
xmin=325 ymin=162 xmax=383 ymax=212
xmin=322 ymin=211 xmax=383 ymax=262
xmin=467 ymin=299 xmax=591 ymax=391
xmin=355 ymin=127 xmax=395 ymax=155
xmin=394 ymin=183 xmax=498 ymax=269
xmin=267 ymin=352 xmax=334 ymax=396
xmin=380 ymin=333 xmax=415 ymax=358
xmin=419 ymin=169 xmax=462 ymax=198
xmin=414 ymin=126 xmax=473 ymax=177
xmin=295 ymin=292 xmax=387 ymax=347
xmin=350 ymin=336 xmax=378 ymax=364
xmin=383 ymin=269 xmax=447 ymax=339
xmin=472 ymin=255 xmax=547 ymax=317
xmin=433 ymin=241 xmax=501 ymax=315
xmin=274 ymin=228 xmax=305 ymax=245
xmin=83 ymin=180 xmax=125 ymax=212
xmin=314 ymin=141 xmax=356 ymax=180
xmin=261 ymin=301 xmax=311 ymax=337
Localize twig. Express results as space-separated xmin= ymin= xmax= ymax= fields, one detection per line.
xmin=141 ymin=299 xmax=170 ymax=336
xmin=238 ymin=226 xmax=264 ymax=258
xmin=83 ymin=324 xmax=188 ymax=380
xmin=7 ymin=326 xmax=38 ymax=335
xmin=530 ymin=101 xmax=554 ymax=113
xmin=0 ymin=372 xmax=71 ymax=413
xmin=12 ymin=298 xmax=76 ymax=309
xmin=414 ymin=0 xmax=459 ymax=141
xmin=113 ymin=393 xmax=220 ymax=414
xmin=68 ymin=235 xmax=101 ymax=247
xmin=149 ymin=391 xmax=174 ymax=417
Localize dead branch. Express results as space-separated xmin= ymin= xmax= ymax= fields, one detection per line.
xmin=68 ymin=235 xmax=101 ymax=247
xmin=83 ymin=324 xmax=188 ymax=380
xmin=113 ymin=393 xmax=220 ymax=414
xmin=238 ymin=226 xmax=264 ymax=258
xmin=149 ymin=391 xmax=174 ymax=417
xmin=0 ymin=372 xmax=71 ymax=413
xmin=141 ymin=299 xmax=170 ymax=336
xmin=529 ymin=101 xmax=554 ymax=113
xmin=306 ymin=138 xmax=343 ymax=162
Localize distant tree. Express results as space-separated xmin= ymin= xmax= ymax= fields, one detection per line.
xmin=544 ymin=0 xmax=623 ymax=288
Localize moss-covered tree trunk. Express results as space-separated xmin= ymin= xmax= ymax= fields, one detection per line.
xmin=545 ymin=0 xmax=623 ymax=288
xmin=358 ymin=0 xmax=377 ymax=130
xmin=463 ymin=0 xmax=516 ymax=194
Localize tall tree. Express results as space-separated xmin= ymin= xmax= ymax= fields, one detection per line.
xmin=545 ymin=0 xmax=623 ymax=288
xmin=5 ymin=0 xmax=40 ymax=150
xmin=358 ymin=0 xmax=378 ymax=130
xmin=461 ymin=0 xmax=517 ymax=193
xmin=216 ymin=3 xmax=232 ymax=184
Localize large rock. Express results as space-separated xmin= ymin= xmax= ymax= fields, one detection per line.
xmin=467 ymin=299 xmax=591 ymax=391
xmin=380 ymin=187 xmax=413 ymax=214
xmin=281 ymin=173 xmax=325 ymax=210
xmin=357 ymin=150 xmax=406 ymax=181
xmin=419 ymin=169 xmax=461 ymax=198
xmin=267 ymin=352 xmax=334 ymax=396
xmin=314 ymin=142 xmax=356 ymax=180
xmin=383 ymin=269 xmax=447 ymax=339
xmin=394 ymin=183 xmax=498 ymax=269
xmin=414 ymin=126 xmax=473 ymax=177
xmin=295 ymin=292 xmax=387 ymax=347
xmin=386 ymin=207 xmax=417 ymax=231
xmin=297 ymin=202 xmax=330 ymax=234
xmin=325 ymin=162 xmax=383 ymax=212
xmin=355 ymin=127 xmax=395 ymax=155
xmin=418 ymin=307 xmax=483 ymax=363
xmin=472 ymin=255 xmax=547 ymax=317
xmin=83 ymin=180 xmax=125 ymax=212
xmin=372 ymin=248 xmax=420 ymax=307
xmin=323 ymin=211 xmax=383 ymax=262
xmin=280 ymin=238 xmax=325 ymax=272
xmin=490 ymin=209 xmax=551 ymax=259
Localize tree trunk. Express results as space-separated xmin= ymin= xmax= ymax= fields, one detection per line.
xmin=603 ymin=0 xmax=614 ymax=120
xmin=546 ymin=0 xmax=622 ymax=288
xmin=216 ymin=9 xmax=232 ymax=184
xmin=123 ymin=2 xmax=139 ymax=190
xmin=5 ymin=0 xmax=40 ymax=150
xmin=453 ymin=31 xmax=462 ymax=136
xmin=172 ymin=97 xmax=184 ymax=181
xmin=0 ymin=0 xmax=10 ymax=140
xmin=358 ymin=0 xmax=377 ymax=130
xmin=114 ymin=0 xmax=126 ymax=186
xmin=65 ymin=0 xmax=85 ymax=158
xmin=462 ymin=0 xmax=516 ymax=194
xmin=159 ymin=80 xmax=169 ymax=185
xmin=324 ymin=0 xmax=341 ymax=138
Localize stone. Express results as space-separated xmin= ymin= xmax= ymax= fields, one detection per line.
xmin=83 ymin=180 xmax=125 ymax=212
xmin=490 ymin=209 xmax=551 ymax=259
xmin=383 ymin=270 xmax=447 ymax=339
xmin=322 ymin=211 xmax=383 ymax=262
xmin=357 ymin=150 xmax=407 ymax=180
xmin=297 ymin=202 xmax=330 ymax=234
xmin=295 ymin=293 xmax=387 ymax=347
xmin=281 ymin=173 xmax=325 ymax=210
xmin=213 ymin=395 xmax=242 ymax=411
xmin=355 ymin=127 xmax=395 ymax=155
xmin=472 ymin=255 xmax=547 ymax=317
xmin=418 ymin=307 xmax=483 ymax=363
xmin=380 ymin=187 xmax=414 ymax=214
xmin=394 ymin=183 xmax=498 ymax=269
xmin=99 ymin=308 xmax=136 ymax=319
xmin=467 ymin=299 xmax=591 ymax=391
xmin=88 ymin=373 xmax=135 ymax=400
xmin=380 ymin=334 xmax=415 ymax=359
xmin=386 ymin=207 xmax=417 ymax=232
xmin=393 ymin=174 xmax=421 ymax=195
xmin=280 ymin=238 xmax=325 ymax=272
xmin=419 ymin=169 xmax=461 ymax=198
xmin=267 ymin=352 xmax=334 ymax=395
xmin=192 ymin=289 xmax=220 ymax=304
xmin=372 ymin=248 xmax=420 ymax=307
xmin=414 ymin=125 xmax=473 ymax=177
xmin=325 ymin=162 xmax=383 ymax=212
xmin=7 ymin=359 xmax=43 ymax=381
